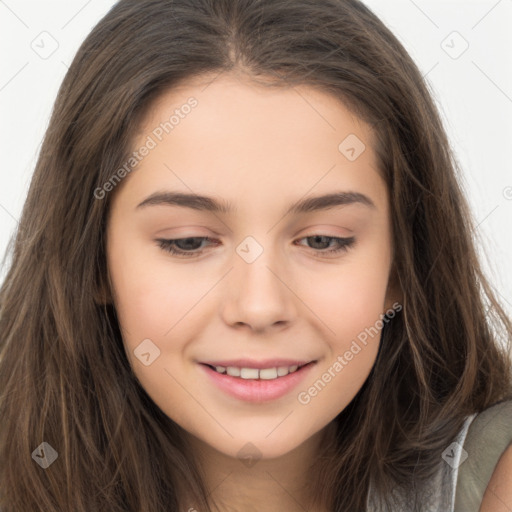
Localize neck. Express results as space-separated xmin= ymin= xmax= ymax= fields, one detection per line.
xmin=180 ymin=422 xmax=337 ymax=512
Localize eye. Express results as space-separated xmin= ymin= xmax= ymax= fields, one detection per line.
xmin=294 ymin=234 xmax=355 ymax=256
xmin=156 ymin=235 xmax=355 ymax=258
xmin=156 ymin=236 xmax=219 ymax=258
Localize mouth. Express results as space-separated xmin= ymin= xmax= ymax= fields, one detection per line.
xmin=200 ymin=361 xmax=313 ymax=380
xmin=198 ymin=360 xmax=317 ymax=402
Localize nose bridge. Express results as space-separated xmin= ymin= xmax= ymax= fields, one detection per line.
xmin=234 ymin=233 xmax=285 ymax=297
xmin=221 ymin=233 xmax=295 ymax=330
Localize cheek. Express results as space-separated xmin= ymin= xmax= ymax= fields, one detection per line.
xmin=293 ymin=242 xmax=390 ymax=410
xmin=296 ymin=338 xmax=379 ymax=436
xmin=299 ymin=255 xmax=391 ymax=342
xmin=107 ymin=240 xmax=200 ymax=420
xmin=296 ymin=269 xmax=387 ymax=420
xmin=107 ymin=238 xmax=201 ymax=342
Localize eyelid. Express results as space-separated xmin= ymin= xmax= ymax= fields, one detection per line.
xmin=155 ymin=233 xmax=356 ymax=259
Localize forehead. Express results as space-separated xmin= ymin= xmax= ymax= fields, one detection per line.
xmin=141 ymin=72 xmax=375 ymax=148
xmin=118 ymin=72 xmax=387 ymax=213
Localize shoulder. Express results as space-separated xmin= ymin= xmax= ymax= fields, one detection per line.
xmin=454 ymin=398 xmax=512 ymax=512
xmin=479 ymin=443 xmax=512 ymax=512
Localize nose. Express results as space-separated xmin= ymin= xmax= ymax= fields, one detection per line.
xmin=219 ymin=238 xmax=296 ymax=333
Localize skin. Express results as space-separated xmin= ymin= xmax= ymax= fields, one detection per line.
xmin=105 ymin=71 xmax=401 ymax=511
xmin=480 ymin=444 xmax=512 ymax=512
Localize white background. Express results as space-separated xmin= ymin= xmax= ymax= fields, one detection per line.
xmin=1 ymin=0 xmax=511 ymax=319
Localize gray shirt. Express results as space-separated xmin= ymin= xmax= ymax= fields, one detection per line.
xmin=366 ymin=399 xmax=512 ymax=511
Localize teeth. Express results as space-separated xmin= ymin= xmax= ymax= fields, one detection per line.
xmin=259 ymin=367 xmax=278 ymax=380
xmin=277 ymin=366 xmax=290 ymax=376
xmin=226 ymin=366 xmax=240 ymax=377
xmin=240 ymin=368 xmax=259 ymax=379
xmin=211 ymin=364 xmax=305 ymax=380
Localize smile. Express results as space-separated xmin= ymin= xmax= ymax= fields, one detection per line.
xmin=198 ymin=360 xmax=317 ymax=402
xmin=205 ymin=363 xmax=307 ymax=380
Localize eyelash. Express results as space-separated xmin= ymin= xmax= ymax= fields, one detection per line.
xmin=156 ymin=235 xmax=355 ymax=259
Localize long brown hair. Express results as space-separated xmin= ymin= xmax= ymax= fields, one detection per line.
xmin=1 ymin=0 xmax=511 ymax=510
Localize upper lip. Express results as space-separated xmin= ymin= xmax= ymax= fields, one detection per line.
xmin=199 ymin=358 xmax=316 ymax=369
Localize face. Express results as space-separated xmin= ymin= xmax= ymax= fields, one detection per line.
xmin=105 ymin=72 xmax=399 ymax=461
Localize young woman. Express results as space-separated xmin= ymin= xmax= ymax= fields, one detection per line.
xmin=1 ymin=0 xmax=511 ymax=511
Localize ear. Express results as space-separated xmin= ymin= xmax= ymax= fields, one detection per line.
xmin=383 ymin=260 xmax=403 ymax=313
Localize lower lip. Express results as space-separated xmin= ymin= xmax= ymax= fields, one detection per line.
xmin=199 ymin=362 xmax=316 ymax=403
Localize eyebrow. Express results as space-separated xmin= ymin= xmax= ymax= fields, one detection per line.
xmin=136 ymin=190 xmax=376 ymax=215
